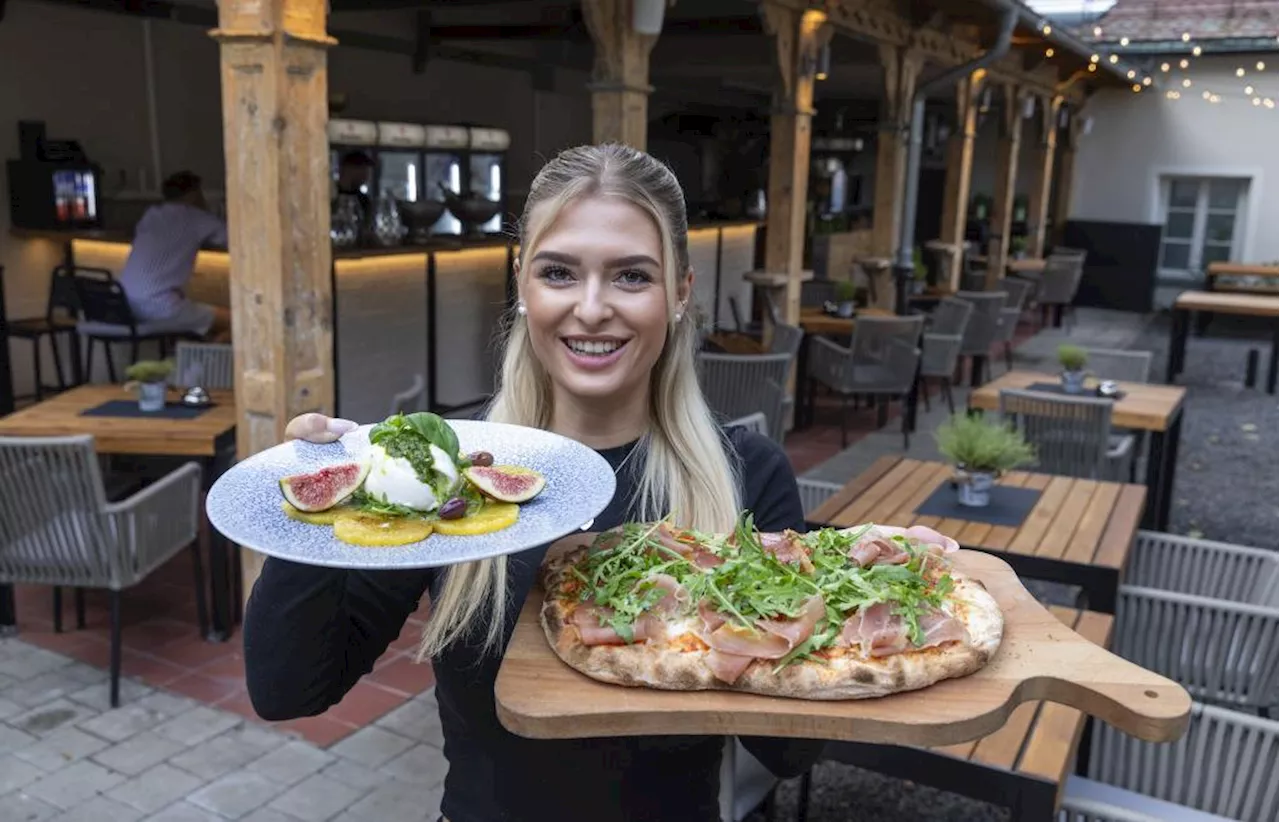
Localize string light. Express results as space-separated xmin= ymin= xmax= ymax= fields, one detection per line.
xmin=1183 ymin=78 xmax=1193 ymax=87
xmin=1143 ymin=76 xmax=1153 ymax=86
xmin=1192 ymin=46 xmax=1203 ymax=56
xmin=1166 ymin=90 xmax=1181 ymax=99
xmin=1203 ymin=90 xmax=1212 ymax=99
xmin=1179 ymin=59 xmax=1190 ymax=68
xmin=1090 ymin=54 xmax=1100 ymax=63
xmin=1109 ymin=54 xmax=1120 ymax=64
xmin=1133 ymin=84 xmax=1142 ymax=92
xmin=1258 ymin=61 xmax=1267 ymax=71
xmin=1210 ymin=94 xmax=1221 ymax=103
xmin=1042 ymin=24 xmax=1052 ymax=35
xmin=1267 ymin=99 xmax=1276 ymax=109
xmin=1127 ymin=69 xmax=1136 ymax=79
xmin=1181 ymin=33 xmax=1191 ymax=42
xmin=1046 ymin=47 xmax=1055 ymax=58
xmin=1245 ymin=85 xmax=1255 ymax=94
xmin=1237 ymin=67 xmax=1246 ymax=77
xmin=1088 ymin=64 xmax=1097 ymax=72
xmin=1161 ymin=62 xmax=1171 ymax=72
xmin=1093 ymin=26 xmax=1103 ymax=37
xmin=1253 ymin=97 xmax=1263 ymax=106
xmin=1120 ymin=37 xmax=1131 ymax=46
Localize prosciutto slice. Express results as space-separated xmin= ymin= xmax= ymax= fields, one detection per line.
xmin=707 ymin=622 xmax=792 ymax=659
xmin=838 ymin=602 xmax=910 ymax=656
xmin=848 ymin=536 xmax=909 ymax=568
xmin=639 ymin=573 xmax=689 ymax=615
xmin=705 ymin=649 xmax=755 ymax=684
xmin=917 ymin=607 xmax=970 ymax=648
xmin=698 ymin=599 xmax=726 ymax=634
xmin=655 ymin=523 xmax=724 ymax=568
xmin=760 ymin=532 xmax=816 ymax=574
xmin=756 ymin=596 xmax=826 ymax=649
xmin=571 ymin=605 xmax=664 ymax=646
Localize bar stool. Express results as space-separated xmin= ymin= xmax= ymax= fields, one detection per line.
xmin=8 ymin=265 xmax=83 ymax=400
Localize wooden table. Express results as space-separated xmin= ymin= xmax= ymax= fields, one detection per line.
xmin=810 ymin=456 xmax=1146 ymax=612
xmin=702 ymin=332 xmax=765 ymax=356
xmin=1205 ymin=262 xmax=1280 ymax=294
xmin=1167 ymin=290 xmax=1278 ymax=394
xmin=967 ymin=370 xmax=1185 ymax=532
xmin=0 ymin=384 xmax=239 ymax=640
xmin=816 ymin=606 xmax=1113 ymax=821
xmin=1006 ymin=258 xmax=1047 ymax=275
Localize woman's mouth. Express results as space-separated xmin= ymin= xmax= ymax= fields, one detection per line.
xmin=561 ymin=338 xmax=629 ymax=370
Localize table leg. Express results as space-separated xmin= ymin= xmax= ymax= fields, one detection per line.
xmin=796 ymin=334 xmax=812 ymax=429
xmin=1141 ymin=408 xmax=1182 ymax=531
xmin=0 ymin=583 xmax=15 ymax=637
xmin=970 ymin=355 xmax=987 ymax=388
xmin=202 ymin=434 xmax=237 ymax=642
xmin=1268 ymin=325 xmax=1278 ymax=395
xmin=1165 ymin=307 xmax=1189 ymax=383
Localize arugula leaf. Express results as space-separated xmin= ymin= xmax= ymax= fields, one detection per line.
xmin=351 ymin=489 xmax=428 ymax=519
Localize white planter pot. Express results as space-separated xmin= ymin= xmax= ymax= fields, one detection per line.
xmin=1061 ymin=370 xmax=1086 ymax=394
xmin=836 ymin=301 xmax=856 ymax=318
xmin=138 ymin=382 xmax=166 ymax=412
xmin=957 ymin=469 xmax=996 ymax=507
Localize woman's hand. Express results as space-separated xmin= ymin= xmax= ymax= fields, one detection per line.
xmin=284 ymin=413 xmax=359 ymax=444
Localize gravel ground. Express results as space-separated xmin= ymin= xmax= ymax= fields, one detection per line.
xmin=744 ymin=309 xmax=1278 ymax=822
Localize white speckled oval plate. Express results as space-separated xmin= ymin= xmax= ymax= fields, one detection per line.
xmin=205 ymin=421 xmax=616 ymax=569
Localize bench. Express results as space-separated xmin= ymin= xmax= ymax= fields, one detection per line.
xmin=806 ymin=606 xmax=1114 ymax=821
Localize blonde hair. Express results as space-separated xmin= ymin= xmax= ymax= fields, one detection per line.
xmin=415 ymin=144 xmax=742 ymax=659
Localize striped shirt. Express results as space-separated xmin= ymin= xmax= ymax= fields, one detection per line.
xmin=119 ymin=202 xmax=227 ymax=319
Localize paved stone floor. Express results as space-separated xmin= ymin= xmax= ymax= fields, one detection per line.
xmin=0 ymin=639 xmax=445 ymax=822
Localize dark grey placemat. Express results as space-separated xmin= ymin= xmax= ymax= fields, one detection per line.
xmin=914 ymin=483 xmax=1043 ymax=527
xmin=1024 ymin=381 xmax=1127 ymax=400
xmin=81 ymin=400 xmax=215 ymax=420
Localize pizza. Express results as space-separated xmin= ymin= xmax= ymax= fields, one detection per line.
xmin=539 ymin=517 xmax=1003 ymax=701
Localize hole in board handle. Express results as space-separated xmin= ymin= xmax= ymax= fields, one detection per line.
xmin=1144 ymin=690 xmax=1158 ymax=698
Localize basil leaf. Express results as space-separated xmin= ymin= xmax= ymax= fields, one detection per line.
xmin=403 ymin=412 xmax=461 ymax=462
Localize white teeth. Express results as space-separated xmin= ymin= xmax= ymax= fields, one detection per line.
xmin=566 ymin=340 xmax=623 ymax=356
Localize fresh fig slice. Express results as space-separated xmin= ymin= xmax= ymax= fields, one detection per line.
xmin=279 ymin=461 xmax=369 ymax=512
xmin=464 ymin=465 xmax=546 ymax=503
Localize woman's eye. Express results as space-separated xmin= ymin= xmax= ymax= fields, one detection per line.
xmin=616 ymin=269 xmax=653 ymax=287
xmin=538 ymin=266 xmax=574 ymax=284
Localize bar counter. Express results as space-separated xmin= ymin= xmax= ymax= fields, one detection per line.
xmin=6 ymin=221 xmax=762 ymax=422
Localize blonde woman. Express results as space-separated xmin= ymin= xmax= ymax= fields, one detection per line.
xmin=244 ymin=144 xmax=823 ymax=822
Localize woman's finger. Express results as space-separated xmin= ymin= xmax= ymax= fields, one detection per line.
xmin=285 ymin=413 xmax=358 ymax=444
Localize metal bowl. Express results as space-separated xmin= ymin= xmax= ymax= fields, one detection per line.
xmin=439 ymin=187 xmax=502 ymax=234
xmin=182 ymin=386 xmax=211 ymax=407
xmin=397 ymin=199 xmax=446 ymax=226
xmin=1096 ymin=380 xmax=1121 ymax=398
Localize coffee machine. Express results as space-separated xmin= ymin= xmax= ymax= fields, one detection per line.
xmin=7 ymin=120 xmax=102 ymax=231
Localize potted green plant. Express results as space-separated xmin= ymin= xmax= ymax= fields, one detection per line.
xmin=1058 ymin=344 xmax=1089 ymax=394
xmin=934 ymin=413 xmax=1037 ymax=507
xmin=1009 ymin=235 xmax=1028 ymax=260
xmin=124 ymin=359 xmax=174 ymax=412
xmin=833 ymin=279 xmax=857 ymax=317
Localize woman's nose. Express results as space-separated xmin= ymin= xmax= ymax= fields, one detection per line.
xmin=573 ymin=277 xmax=613 ymax=325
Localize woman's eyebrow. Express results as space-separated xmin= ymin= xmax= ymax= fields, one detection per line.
xmin=530 ymin=251 xmax=660 ymax=269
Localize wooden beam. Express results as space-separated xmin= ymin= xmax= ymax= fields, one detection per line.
xmin=985 ymin=83 xmax=1023 ymax=288
xmin=581 ymin=0 xmax=658 ymax=150
xmin=1024 ymin=94 xmax=1062 ymax=257
xmin=939 ymin=69 xmax=984 ymax=288
xmin=1051 ymin=110 xmax=1085 ymax=247
xmin=211 ymin=0 xmax=336 ymax=599
xmin=870 ymin=42 xmax=923 ymax=268
xmin=760 ymin=3 xmax=829 ymax=327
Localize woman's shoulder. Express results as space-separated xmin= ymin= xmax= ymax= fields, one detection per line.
xmin=720 ymin=422 xmax=804 ymax=532
xmin=720 ymin=422 xmax=792 ymax=477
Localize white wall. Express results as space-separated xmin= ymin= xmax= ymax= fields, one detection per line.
xmin=0 ymin=0 xmax=592 ymax=398
xmin=1069 ymin=54 xmax=1279 ymax=263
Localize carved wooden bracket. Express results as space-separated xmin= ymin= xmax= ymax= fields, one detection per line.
xmin=581 ymin=0 xmax=660 ymax=92
xmin=878 ymin=42 xmax=924 ymax=126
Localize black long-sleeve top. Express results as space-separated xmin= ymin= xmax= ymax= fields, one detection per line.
xmin=244 ymin=426 xmax=827 ymax=822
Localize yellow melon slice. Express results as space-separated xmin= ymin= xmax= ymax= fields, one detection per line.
xmin=282 ymin=501 xmax=357 ymax=526
xmin=333 ymin=512 xmax=434 ymax=547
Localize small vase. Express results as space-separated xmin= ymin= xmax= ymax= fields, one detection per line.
xmin=956 ymin=468 xmax=995 ymax=508
xmin=1061 ymin=370 xmax=1086 ymax=394
xmin=837 ymin=301 xmax=856 ymax=318
xmin=138 ymin=381 xmax=166 ymax=413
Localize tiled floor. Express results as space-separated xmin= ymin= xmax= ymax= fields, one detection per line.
xmin=10 ymin=550 xmax=435 ymax=748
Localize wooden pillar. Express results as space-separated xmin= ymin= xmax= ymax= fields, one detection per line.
xmin=760 ymin=4 xmax=829 ymax=326
xmin=871 ymin=44 xmax=924 ymax=261
xmin=1050 ymin=111 xmax=1085 ymax=248
xmin=211 ymin=0 xmax=335 ymax=595
xmin=939 ymin=70 xmax=985 ymax=289
xmin=581 ymin=0 xmax=657 ymax=150
xmin=985 ymin=83 xmax=1023 ymax=289
xmin=1025 ymin=94 xmax=1063 ymax=258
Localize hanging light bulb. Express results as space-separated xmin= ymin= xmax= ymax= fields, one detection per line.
xmin=1258 ymin=61 xmax=1267 ymax=71
xmin=1143 ymin=76 xmax=1153 ymax=86
xmin=1202 ymin=90 xmax=1212 ymax=99
xmin=1253 ymin=97 xmax=1263 ymax=106
xmin=1166 ymin=90 xmax=1181 ymax=100
xmin=1245 ymin=85 xmax=1255 ymax=95
xmin=1127 ymin=69 xmax=1136 ymax=79
xmin=1182 ymin=78 xmax=1193 ymax=87
xmin=1046 ymin=47 xmax=1055 ymax=58
xmin=1088 ymin=64 xmax=1097 ymax=72
xmin=1161 ymin=62 xmax=1171 ymax=72
xmin=1133 ymin=84 xmax=1142 ymax=92
xmin=1042 ymin=24 xmax=1052 ymax=35
xmin=1237 ymin=67 xmax=1247 ymax=77
xmin=1179 ymin=59 xmax=1190 ymax=68
xmin=1192 ymin=46 xmax=1203 ymax=56
xmin=1120 ymin=37 xmax=1130 ymax=46
xmin=1266 ymin=98 xmax=1276 ymax=109
xmin=1093 ymin=25 xmax=1103 ymax=37
xmin=815 ymin=42 xmax=831 ymax=81
xmin=1181 ymin=32 xmax=1191 ymax=42
xmin=1210 ymin=94 xmax=1221 ymax=103
xmin=1109 ymin=54 xmax=1119 ymax=64
xmin=1090 ymin=54 xmax=1100 ymax=63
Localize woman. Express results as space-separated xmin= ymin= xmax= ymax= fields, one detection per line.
xmin=244 ymin=144 xmax=825 ymax=822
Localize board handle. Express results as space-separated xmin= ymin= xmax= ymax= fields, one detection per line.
xmin=1015 ymin=617 xmax=1192 ymax=743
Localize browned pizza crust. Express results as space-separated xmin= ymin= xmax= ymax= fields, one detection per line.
xmin=540 ymin=543 xmax=1003 ymax=701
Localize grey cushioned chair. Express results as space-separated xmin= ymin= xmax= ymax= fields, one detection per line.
xmin=0 ymin=435 xmax=207 ymax=707
xmin=174 ymin=341 xmax=235 ymax=389
xmin=918 ymin=297 xmax=973 ymax=415
xmin=998 ymin=389 xmax=1133 ymax=481
xmin=698 ymin=352 xmax=793 ymax=444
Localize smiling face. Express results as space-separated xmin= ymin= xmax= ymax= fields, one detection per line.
xmin=518 ymin=194 xmax=690 ymax=414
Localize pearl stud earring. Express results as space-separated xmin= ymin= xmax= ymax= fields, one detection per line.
xmin=516 ymin=301 xmax=527 ymax=316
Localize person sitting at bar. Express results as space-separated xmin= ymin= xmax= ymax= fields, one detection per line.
xmin=335 ymin=150 xmax=375 ymax=223
xmin=119 ymin=170 xmax=232 ymax=343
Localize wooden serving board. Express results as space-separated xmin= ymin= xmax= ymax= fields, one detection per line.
xmin=494 ymin=541 xmax=1191 ymax=747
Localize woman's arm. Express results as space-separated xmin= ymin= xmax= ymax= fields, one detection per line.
xmin=242 ymin=554 xmax=433 ymax=721
xmin=727 ymin=428 xmax=829 ymax=776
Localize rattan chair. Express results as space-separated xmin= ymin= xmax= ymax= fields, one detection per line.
xmin=954 ymin=291 xmax=1007 ymax=386
xmin=1085 ymin=349 xmax=1153 ymax=384
xmin=697 ymin=352 xmax=792 ymax=444
xmin=797 ymin=477 xmax=843 ymax=518
xmin=806 ymin=315 xmax=924 ymax=449
xmin=997 ymin=278 xmax=1036 ymax=372
xmin=1038 ymin=254 xmax=1085 ymax=330
xmin=1059 ymin=702 xmax=1278 ymax=822
xmin=726 ymin=412 xmax=769 ymax=439
xmin=0 ymin=435 xmax=207 ymax=707
xmin=174 ymin=341 xmax=234 ymax=389
xmin=918 ymin=297 xmax=973 ymax=415
xmin=1115 ymin=531 xmax=1279 ymax=713
xmin=389 ymin=373 xmax=427 ymax=416
xmin=998 ymin=389 xmax=1133 ymax=480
